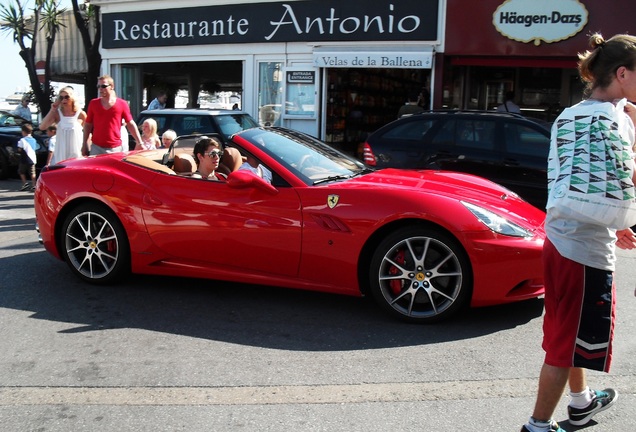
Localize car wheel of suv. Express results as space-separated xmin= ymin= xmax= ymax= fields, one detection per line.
xmin=60 ymin=203 xmax=130 ymax=284
xmin=0 ymin=151 xmax=9 ymax=180
xmin=369 ymin=226 xmax=472 ymax=323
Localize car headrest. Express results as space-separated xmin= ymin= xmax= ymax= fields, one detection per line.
xmin=173 ymin=153 xmax=197 ymax=174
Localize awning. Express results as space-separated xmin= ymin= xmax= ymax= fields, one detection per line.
xmin=450 ymin=56 xmax=577 ymax=69
xmin=35 ymin=11 xmax=89 ymax=80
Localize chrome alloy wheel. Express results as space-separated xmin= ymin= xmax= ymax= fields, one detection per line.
xmin=373 ymin=232 xmax=467 ymax=321
xmin=64 ymin=210 xmax=120 ymax=280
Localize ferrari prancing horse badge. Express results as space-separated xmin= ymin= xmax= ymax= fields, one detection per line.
xmin=327 ymin=195 xmax=339 ymax=208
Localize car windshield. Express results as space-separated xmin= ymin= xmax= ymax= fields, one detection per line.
xmin=0 ymin=110 xmax=30 ymax=127
xmin=238 ymin=127 xmax=368 ymax=184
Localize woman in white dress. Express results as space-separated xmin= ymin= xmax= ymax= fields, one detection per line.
xmin=40 ymin=86 xmax=87 ymax=165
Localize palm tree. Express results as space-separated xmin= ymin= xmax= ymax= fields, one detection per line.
xmin=0 ymin=0 xmax=66 ymax=115
xmin=70 ymin=0 xmax=101 ymax=111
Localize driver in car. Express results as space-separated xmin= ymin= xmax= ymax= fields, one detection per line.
xmin=192 ymin=136 xmax=227 ymax=181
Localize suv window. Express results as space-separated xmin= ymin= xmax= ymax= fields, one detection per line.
xmin=135 ymin=111 xmax=259 ymax=145
xmin=503 ymin=123 xmax=549 ymax=158
xmin=382 ymin=119 xmax=435 ymax=141
xmin=216 ymin=114 xmax=258 ymax=136
xmin=456 ymin=119 xmax=496 ymax=151
xmin=176 ymin=115 xmax=213 ymax=136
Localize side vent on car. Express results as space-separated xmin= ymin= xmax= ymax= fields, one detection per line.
xmin=310 ymin=214 xmax=352 ymax=233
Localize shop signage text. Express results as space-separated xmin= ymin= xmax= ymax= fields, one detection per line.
xmin=313 ymin=52 xmax=433 ymax=69
xmin=493 ymin=0 xmax=588 ymax=46
xmin=287 ymin=71 xmax=315 ymax=84
xmin=103 ymin=0 xmax=439 ymax=49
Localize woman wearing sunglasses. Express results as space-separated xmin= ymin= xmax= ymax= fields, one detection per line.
xmin=40 ymin=86 xmax=86 ymax=165
xmin=192 ymin=136 xmax=227 ymax=181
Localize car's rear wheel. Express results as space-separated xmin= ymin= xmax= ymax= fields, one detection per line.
xmin=0 ymin=150 xmax=10 ymax=180
xmin=369 ymin=227 xmax=471 ymax=323
xmin=60 ymin=203 xmax=130 ymax=284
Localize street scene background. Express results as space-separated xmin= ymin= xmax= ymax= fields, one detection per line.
xmin=1 ymin=178 xmax=635 ymax=431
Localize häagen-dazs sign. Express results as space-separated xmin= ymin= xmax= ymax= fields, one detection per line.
xmin=493 ymin=0 xmax=588 ymax=46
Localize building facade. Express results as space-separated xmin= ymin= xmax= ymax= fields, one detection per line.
xmin=441 ymin=0 xmax=635 ymax=122
xmin=86 ymin=0 xmax=633 ymax=154
xmin=92 ymin=0 xmax=440 ymax=154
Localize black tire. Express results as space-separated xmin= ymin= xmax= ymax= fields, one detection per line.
xmin=60 ymin=203 xmax=130 ymax=284
xmin=368 ymin=226 xmax=472 ymax=323
xmin=0 ymin=151 xmax=9 ymax=180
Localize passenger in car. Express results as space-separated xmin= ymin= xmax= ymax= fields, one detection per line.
xmin=161 ymin=129 xmax=177 ymax=148
xmin=238 ymin=153 xmax=272 ymax=183
xmin=136 ymin=118 xmax=161 ymax=150
xmin=191 ymin=136 xmax=227 ymax=181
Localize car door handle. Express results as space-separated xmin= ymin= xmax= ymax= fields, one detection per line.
xmin=143 ymin=193 xmax=163 ymax=206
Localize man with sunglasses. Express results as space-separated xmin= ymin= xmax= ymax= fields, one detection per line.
xmin=192 ymin=136 xmax=227 ymax=181
xmin=82 ymin=74 xmax=143 ymax=156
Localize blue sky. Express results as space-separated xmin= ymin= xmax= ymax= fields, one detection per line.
xmin=0 ymin=0 xmax=74 ymax=98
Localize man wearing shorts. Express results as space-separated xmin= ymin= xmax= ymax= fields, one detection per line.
xmin=82 ymin=74 xmax=142 ymax=155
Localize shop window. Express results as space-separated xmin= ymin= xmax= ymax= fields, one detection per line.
xmin=258 ymin=62 xmax=284 ymax=126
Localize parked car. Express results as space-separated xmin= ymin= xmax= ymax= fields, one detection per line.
xmin=35 ymin=127 xmax=546 ymax=323
xmin=132 ymin=108 xmax=259 ymax=149
xmin=361 ymin=111 xmax=551 ymax=209
xmin=0 ymin=110 xmax=49 ymax=180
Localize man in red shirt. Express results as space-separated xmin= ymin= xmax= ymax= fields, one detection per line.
xmin=82 ymin=74 xmax=142 ymax=155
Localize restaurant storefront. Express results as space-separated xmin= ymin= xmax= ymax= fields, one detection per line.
xmin=94 ymin=0 xmax=442 ymax=154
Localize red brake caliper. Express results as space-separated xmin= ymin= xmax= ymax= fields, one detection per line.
xmin=389 ymin=249 xmax=405 ymax=295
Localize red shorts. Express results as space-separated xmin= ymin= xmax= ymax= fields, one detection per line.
xmin=542 ymin=239 xmax=615 ymax=372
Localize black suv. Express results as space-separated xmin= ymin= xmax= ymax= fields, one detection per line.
xmin=134 ymin=108 xmax=259 ymax=149
xmin=362 ymin=111 xmax=551 ymax=209
xmin=0 ymin=110 xmax=48 ymax=180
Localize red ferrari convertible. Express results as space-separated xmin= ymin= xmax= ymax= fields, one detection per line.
xmin=35 ymin=127 xmax=546 ymax=323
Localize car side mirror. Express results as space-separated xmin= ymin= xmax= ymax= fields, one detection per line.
xmin=226 ymin=169 xmax=278 ymax=195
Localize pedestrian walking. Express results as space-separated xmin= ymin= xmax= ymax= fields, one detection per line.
xmin=40 ymin=86 xmax=85 ymax=164
xmin=82 ymin=74 xmax=142 ymax=155
xmin=520 ymin=32 xmax=636 ymax=432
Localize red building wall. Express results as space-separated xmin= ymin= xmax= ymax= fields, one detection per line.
xmin=445 ymin=0 xmax=636 ymax=57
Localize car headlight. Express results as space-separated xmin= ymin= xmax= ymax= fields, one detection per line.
xmin=461 ymin=201 xmax=533 ymax=238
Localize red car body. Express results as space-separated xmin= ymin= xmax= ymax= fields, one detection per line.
xmin=35 ymin=127 xmax=546 ymax=322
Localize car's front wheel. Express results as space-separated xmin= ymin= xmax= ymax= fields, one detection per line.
xmin=60 ymin=203 xmax=130 ymax=284
xmin=369 ymin=227 xmax=471 ymax=323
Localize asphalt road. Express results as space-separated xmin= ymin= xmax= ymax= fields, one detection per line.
xmin=1 ymin=178 xmax=635 ymax=431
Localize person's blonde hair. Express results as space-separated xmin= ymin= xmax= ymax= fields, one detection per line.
xmin=143 ymin=118 xmax=158 ymax=136
xmin=58 ymin=86 xmax=81 ymax=113
xmin=162 ymin=129 xmax=177 ymax=142
xmin=578 ymin=33 xmax=636 ymax=93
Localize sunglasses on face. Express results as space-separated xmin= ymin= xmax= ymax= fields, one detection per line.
xmin=59 ymin=95 xmax=70 ymax=100
xmin=207 ymin=150 xmax=223 ymax=158
xmin=97 ymin=84 xmax=110 ymax=89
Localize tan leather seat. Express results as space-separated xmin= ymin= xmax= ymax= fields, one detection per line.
xmin=218 ymin=147 xmax=244 ymax=175
xmin=173 ymin=153 xmax=197 ymax=174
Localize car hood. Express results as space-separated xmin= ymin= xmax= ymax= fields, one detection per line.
xmin=340 ymin=168 xmax=543 ymax=216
